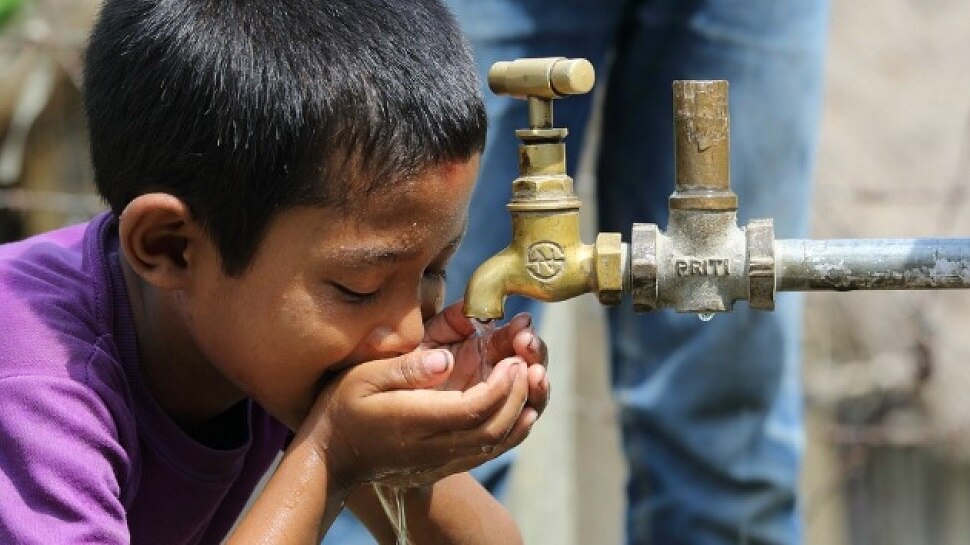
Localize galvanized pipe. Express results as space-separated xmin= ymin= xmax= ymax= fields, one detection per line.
xmin=776 ymin=238 xmax=970 ymax=291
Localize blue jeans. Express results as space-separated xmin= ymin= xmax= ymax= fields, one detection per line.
xmin=325 ymin=1 xmax=828 ymax=543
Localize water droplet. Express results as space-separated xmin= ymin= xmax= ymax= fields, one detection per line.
xmin=697 ymin=312 xmax=715 ymax=322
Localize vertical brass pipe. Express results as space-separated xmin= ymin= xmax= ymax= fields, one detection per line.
xmin=669 ymin=81 xmax=738 ymax=212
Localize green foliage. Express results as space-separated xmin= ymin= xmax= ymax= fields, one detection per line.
xmin=0 ymin=0 xmax=24 ymax=27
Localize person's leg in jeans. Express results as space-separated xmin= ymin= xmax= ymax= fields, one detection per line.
xmin=597 ymin=1 xmax=828 ymax=543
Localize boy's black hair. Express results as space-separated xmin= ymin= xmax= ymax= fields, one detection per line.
xmin=84 ymin=0 xmax=486 ymax=275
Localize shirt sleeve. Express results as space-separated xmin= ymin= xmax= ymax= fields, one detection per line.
xmin=0 ymin=374 xmax=132 ymax=544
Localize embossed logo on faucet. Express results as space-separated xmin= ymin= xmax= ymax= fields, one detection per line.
xmin=526 ymin=242 xmax=566 ymax=281
xmin=674 ymin=256 xmax=730 ymax=277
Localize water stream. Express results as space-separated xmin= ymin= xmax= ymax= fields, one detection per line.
xmin=374 ymin=484 xmax=409 ymax=545
xmin=471 ymin=318 xmax=497 ymax=381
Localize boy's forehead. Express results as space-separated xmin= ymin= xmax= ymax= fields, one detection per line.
xmin=329 ymin=227 xmax=465 ymax=267
xmin=358 ymin=158 xmax=478 ymax=217
xmin=319 ymin=161 xmax=476 ymax=259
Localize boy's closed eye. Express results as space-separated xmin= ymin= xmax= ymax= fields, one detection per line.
xmin=329 ymin=267 xmax=449 ymax=306
xmin=325 ymin=229 xmax=462 ymax=306
xmin=332 ymin=282 xmax=381 ymax=304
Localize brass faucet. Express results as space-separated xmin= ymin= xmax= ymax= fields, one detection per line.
xmin=462 ymin=58 xmax=627 ymax=320
xmin=465 ymin=57 xmax=970 ymax=321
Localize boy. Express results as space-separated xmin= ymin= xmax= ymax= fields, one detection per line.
xmin=0 ymin=0 xmax=550 ymax=543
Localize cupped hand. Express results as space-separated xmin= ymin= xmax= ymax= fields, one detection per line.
xmin=299 ymin=347 xmax=535 ymax=491
xmin=421 ymin=300 xmax=549 ymax=417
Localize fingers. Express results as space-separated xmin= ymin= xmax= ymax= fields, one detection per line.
xmin=480 ymin=313 xmax=529 ymax=361
xmin=400 ymin=391 xmax=538 ymax=484
xmin=347 ymin=350 xmax=535 ymax=450
xmin=437 ymin=357 xmax=530 ymax=457
xmin=472 ymin=357 xmax=528 ymax=441
xmin=371 ymin=327 xmax=546 ymax=426
xmin=504 ymin=319 xmax=548 ymax=414
xmin=484 ymin=313 xmax=547 ymax=367
xmin=342 ymin=355 xmax=511 ymax=433
xmin=346 ymin=357 xmax=540 ymax=488
xmin=356 ymin=349 xmax=454 ymax=393
xmin=511 ymin=327 xmax=547 ymax=367
xmin=375 ymin=356 xmax=529 ymax=441
xmin=526 ymin=361 xmax=550 ymax=415
xmin=434 ymin=339 xmax=488 ymax=391
xmin=501 ymin=405 xmax=540 ymax=452
xmin=422 ymin=299 xmax=476 ymax=345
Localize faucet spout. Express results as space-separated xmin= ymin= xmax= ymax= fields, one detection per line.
xmin=463 ymin=227 xmax=621 ymax=321
xmin=463 ymin=250 xmax=520 ymax=321
xmin=461 ymin=199 xmax=626 ymax=320
xmin=461 ymin=196 xmax=596 ymax=321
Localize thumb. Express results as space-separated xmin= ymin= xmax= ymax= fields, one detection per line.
xmin=363 ymin=349 xmax=454 ymax=392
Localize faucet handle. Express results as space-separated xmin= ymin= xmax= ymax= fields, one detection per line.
xmin=488 ymin=57 xmax=595 ymax=99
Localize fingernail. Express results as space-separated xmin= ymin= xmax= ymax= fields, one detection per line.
xmin=512 ymin=313 xmax=531 ymax=328
xmin=509 ymin=363 xmax=520 ymax=381
xmin=423 ymin=350 xmax=450 ymax=374
xmin=528 ymin=334 xmax=540 ymax=353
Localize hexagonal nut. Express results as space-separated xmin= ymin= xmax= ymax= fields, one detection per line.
xmin=595 ymin=232 xmax=624 ymax=306
xmin=630 ymin=223 xmax=658 ymax=312
xmin=746 ymin=218 xmax=775 ymax=310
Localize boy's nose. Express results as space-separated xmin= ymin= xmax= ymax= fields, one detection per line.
xmin=368 ymin=304 xmax=425 ymax=356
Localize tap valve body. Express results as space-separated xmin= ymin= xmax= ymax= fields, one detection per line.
xmin=463 ymin=58 xmax=627 ymax=320
xmin=464 ymin=58 xmax=970 ymax=321
xmin=631 ymin=80 xmax=777 ymax=313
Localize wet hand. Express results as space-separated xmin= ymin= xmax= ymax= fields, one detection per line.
xmin=299 ymin=347 xmax=534 ymax=491
xmin=422 ymin=300 xmax=550 ymax=421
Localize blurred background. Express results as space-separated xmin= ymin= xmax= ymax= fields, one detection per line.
xmin=2 ymin=1 xmax=969 ymax=544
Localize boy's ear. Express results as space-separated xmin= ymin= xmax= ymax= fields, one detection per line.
xmin=118 ymin=193 xmax=206 ymax=290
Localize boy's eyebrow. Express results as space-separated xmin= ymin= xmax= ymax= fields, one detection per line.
xmin=336 ymin=232 xmax=465 ymax=266
xmin=343 ymin=246 xmax=419 ymax=265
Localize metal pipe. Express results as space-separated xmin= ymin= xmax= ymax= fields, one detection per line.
xmin=470 ymin=56 xmax=970 ymax=319
xmin=776 ymin=238 xmax=970 ymax=291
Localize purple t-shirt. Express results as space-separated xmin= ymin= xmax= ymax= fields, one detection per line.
xmin=0 ymin=213 xmax=289 ymax=544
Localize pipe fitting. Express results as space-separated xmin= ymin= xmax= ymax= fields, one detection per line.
xmin=627 ymin=217 xmax=774 ymax=313
xmin=594 ymin=232 xmax=626 ymax=306
xmin=631 ymin=223 xmax=659 ymax=312
xmin=746 ymin=218 xmax=776 ymax=310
